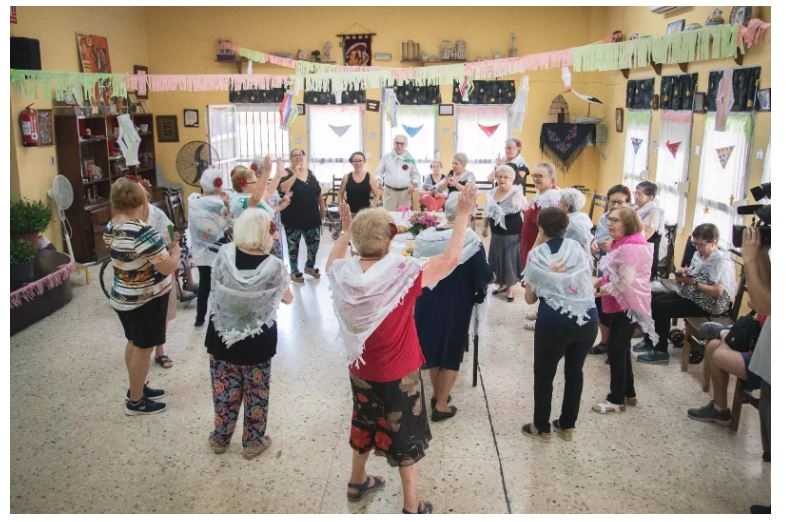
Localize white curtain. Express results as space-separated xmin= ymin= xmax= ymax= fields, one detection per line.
xmin=308 ymin=104 xmax=363 ymax=184
xmin=655 ymin=110 xmax=693 ymax=227
xmin=455 ymin=105 xmax=510 ymax=177
xmin=622 ymin=109 xmax=651 ymax=189
xmin=381 ymin=104 xmax=438 ymax=177
xmin=691 ymin=112 xmax=753 ymax=248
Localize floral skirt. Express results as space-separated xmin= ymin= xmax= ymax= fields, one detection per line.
xmin=348 ymin=369 xmax=431 ymax=467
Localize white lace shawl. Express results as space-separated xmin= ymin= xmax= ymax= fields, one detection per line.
xmin=413 ymin=226 xmax=482 ymax=289
xmin=327 ymin=253 xmax=422 ymax=368
xmin=565 ymin=212 xmax=594 ymax=254
xmin=187 ymin=194 xmax=230 ymax=267
xmin=484 ymin=184 xmax=526 ymax=229
xmin=209 ymin=245 xmax=288 ymax=348
xmin=532 ymin=187 xmax=562 ymax=210
xmin=678 ymin=249 xmax=737 ymax=311
xmin=523 ymin=238 xmax=596 ymax=325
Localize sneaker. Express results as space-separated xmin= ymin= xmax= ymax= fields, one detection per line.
xmin=551 ymin=419 xmax=574 ymax=441
xmin=242 ymin=435 xmax=272 ymax=460
xmin=125 ymin=397 xmax=166 ymax=416
xmin=209 ymin=437 xmax=228 ymax=454
xmin=698 ymin=321 xmax=729 ymax=340
xmin=290 ymin=272 xmax=304 ymax=284
xmin=524 ymin=311 xmax=538 ymax=321
xmin=687 ymin=400 xmax=732 ymax=426
xmin=523 ymin=320 xmax=536 ymax=331
xmin=632 ymin=339 xmax=653 ymax=353
xmin=126 ymin=383 xmax=165 ymax=400
xmin=590 ymin=342 xmax=608 ymax=355
xmin=637 ymin=350 xmax=670 ymax=364
xmin=303 ymin=267 xmax=321 ymax=279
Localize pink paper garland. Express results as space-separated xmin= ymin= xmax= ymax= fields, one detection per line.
xmin=10 ymin=262 xmax=76 ymax=309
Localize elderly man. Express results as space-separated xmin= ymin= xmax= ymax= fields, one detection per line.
xmin=376 ymin=135 xmax=420 ymax=211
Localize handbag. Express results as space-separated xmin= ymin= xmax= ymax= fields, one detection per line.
xmin=723 ymin=313 xmax=762 ymax=353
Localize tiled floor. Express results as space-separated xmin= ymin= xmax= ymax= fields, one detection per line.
xmin=9 ymin=234 xmax=770 ymax=514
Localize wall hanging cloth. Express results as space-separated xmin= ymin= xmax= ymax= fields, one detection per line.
xmin=229 ymin=87 xmax=285 ymax=103
xmin=10 ymin=262 xmax=76 ymax=309
xmin=622 ymin=110 xmax=652 ymax=185
xmin=706 ymin=66 xmax=760 ymax=112
xmin=626 ymin=78 xmax=655 ymax=109
xmin=539 ymin=123 xmax=596 ymax=171
xmin=393 ymin=81 xmax=441 ymax=105
xmin=655 ymin=110 xmax=693 ymax=225
xmin=660 ymin=73 xmax=699 ymax=111
xmin=304 ymin=83 xmax=366 ymax=105
xmin=452 ymin=80 xmax=515 ymax=104
xmin=342 ymin=34 xmax=372 ymax=67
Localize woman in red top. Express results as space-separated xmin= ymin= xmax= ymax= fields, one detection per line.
xmin=327 ymin=185 xmax=477 ymax=514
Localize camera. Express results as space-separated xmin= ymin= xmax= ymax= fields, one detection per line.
xmin=732 ymin=182 xmax=770 ymax=248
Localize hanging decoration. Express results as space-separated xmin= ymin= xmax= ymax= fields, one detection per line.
xmin=401 ymin=124 xmax=423 ymax=137
xmin=665 ymin=140 xmax=682 ymax=158
xmin=341 ymin=34 xmax=373 ymax=66
xmin=561 ymin=66 xmax=572 ymax=89
xmin=539 ymin=123 xmax=596 ymax=170
xmin=278 ymin=89 xmax=297 ymax=130
xmin=509 ymin=75 xmax=529 ymax=132
xmin=707 ymin=66 xmax=760 ymax=113
xmin=458 ymin=76 xmax=473 ymax=102
xmin=329 ymin=124 xmax=351 ymax=137
xmin=631 ymin=137 xmax=643 ymax=154
xmin=478 ymin=123 xmax=500 ymax=137
xmin=715 ymin=146 xmax=735 ymax=169
xmin=382 ymin=87 xmax=399 ymax=128
xmin=714 ymin=68 xmax=735 ymax=131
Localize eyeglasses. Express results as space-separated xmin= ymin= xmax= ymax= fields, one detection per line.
xmin=531 ymin=173 xmax=546 ymax=180
xmin=607 ymin=217 xmax=623 ymax=223
xmin=291 ymin=153 xmax=304 ymax=158
xmin=351 ymin=159 xmax=365 ymax=164
xmin=608 ymin=199 xmax=627 ymax=206
xmin=394 ymin=141 xmax=407 ymax=146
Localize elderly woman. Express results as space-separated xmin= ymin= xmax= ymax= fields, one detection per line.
xmin=440 ymin=152 xmax=475 ymax=195
xmin=327 ymin=185 xmax=478 ymax=515
xmin=188 ymin=168 xmax=232 ymax=328
xmin=338 ymin=151 xmax=381 ymax=214
xmin=634 ymin=180 xmax=666 ymax=280
xmin=279 ymin=148 xmax=326 ymax=283
xmin=521 ymin=207 xmax=598 ymax=440
xmin=231 ymin=164 xmax=289 ymax=261
xmin=558 ymin=188 xmax=593 ymax=253
xmin=104 ymin=176 xmax=180 ymax=415
xmin=635 ymin=223 xmax=736 ymax=364
xmin=593 ymin=206 xmax=655 ymax=413
xmin=487 ymin=137 xmax=530 ymax=186
xmin=419 ymin=160 xmax=447 ymax=212
xmin=414 ymin=193 xmax=493 ymax=422
xmin=250 ymin=155 xmax=292 ymax=260
xmin=485 ymin=165 xmax=527 ymax=302
xmin=589 ymin=184 xmax=633 ymax=354
xmin=205 ymin=208 xmax=293 ymax=459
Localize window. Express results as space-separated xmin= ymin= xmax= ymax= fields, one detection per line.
xmin=455 ymin=105 xmax=509 ymax=180
xmin=207 ymin=104 xmax=289 ymax=183
xmin=621 ymin=109 xmax=651 ymax=189
xmin=655 ymin=110 xmax=693 ymax=227
xmin=308 ymin=104 xmax=363 ymax=184
xmin=691 ymin=113 xmax=753 ymax=249
xmin=381 ymin=105 xmax=437 ymax=178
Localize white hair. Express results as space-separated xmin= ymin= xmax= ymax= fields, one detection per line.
xmin=200 ymin=168 xmax=224 ymax=194
xmin=233 ymin=207 xmax=273 ymax=253
xmin=559 ymin=188 xmax=586 ymax=213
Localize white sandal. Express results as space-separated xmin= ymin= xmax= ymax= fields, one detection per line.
xmin=525 ymin=311 xmax=538 ymax=321
xmin=592 ymin=400 xmax=626 ymax=414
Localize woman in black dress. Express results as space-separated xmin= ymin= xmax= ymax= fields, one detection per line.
xmin=338 ymin=151 xmax=381 ymax=214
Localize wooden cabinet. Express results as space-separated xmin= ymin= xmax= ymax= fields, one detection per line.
xmin=54 ymin=113 xmax=157 ymax=263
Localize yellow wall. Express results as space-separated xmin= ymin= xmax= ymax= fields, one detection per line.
xmin=10 ymin=6 xmax=771 ymax=258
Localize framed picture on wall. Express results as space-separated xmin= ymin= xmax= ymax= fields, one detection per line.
xmin=756 ymin=88 xmax=770 ymax=111
xmin=156 ymin=115 xmax=179 ymax=142
xmin=730 ymin=6 xmax=753 ymax=26
xmin=438 ymin=104 xmax=454 ymax=116
xmin=183 ymin=109 xmax=199 ymax=127
xmin=666 ymin=19 xmax=685 ymax=34
xmin=36 ymin=109 xmax=54 ymax=146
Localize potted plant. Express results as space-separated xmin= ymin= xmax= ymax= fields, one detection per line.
xmin=10 ymin=238 xmax=36 ymax=285
xmin=10 ymin=198 xmax=53 ymax=243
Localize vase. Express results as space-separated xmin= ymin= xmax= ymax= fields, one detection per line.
xmin=11 ymin=260 xmax=35 ymax=287
xmin=409 ymin=225 xmax=422 ymax=236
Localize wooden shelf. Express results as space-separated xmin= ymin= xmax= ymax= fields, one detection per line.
xmin=401 ymin=59 xmax=466 ymax=66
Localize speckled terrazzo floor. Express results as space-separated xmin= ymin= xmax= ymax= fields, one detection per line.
xmin=9 ymin=233 xmax=771 ymax=514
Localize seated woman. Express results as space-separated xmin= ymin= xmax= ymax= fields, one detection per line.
xmin=635 ymin=223 xmax=737 ymax=365
xmin=441 ymin=153 xmax=475 ymax=195
xmin=419 ymin=160 xmax=448 ymax=212
xmin=558 ymin=187 xmax=593 ymax=254
xmin=413 ymin=193 xmax=493 ymax=422
xmin=338 ymin=151 xmax=381 ymax=214
xmin=634 ymin=180 xmax=666 ymax=280
xmin=205 ymin=208 xmax=293 ymax=459
xmin=521 ymin=207 xmax=598 ymax=440
xmin=327 ymin=185 xmax=478 ymax=515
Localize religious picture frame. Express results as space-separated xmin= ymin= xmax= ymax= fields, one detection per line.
xmin=666 ymin=19 xmax=685 ymax=34
xmin=36 ymin=109 xmax=54 ymax=146
xmin=438 ymin=104 xmax=454 ymax=116
xmin=183 ymin=108 xmax=199 ymax=128
xmin=693 ymin=92 xmax=706 ymax=113
xmin=133 ymin=64 xmax=148 ymax=99
xmin=156 ymin=115 xmax=179 ymax=143
xmin=615 ymin=108 xmax=624 ymax=133
xmin=730 ymin=6 xmax=753 ymax=26
xmin=756 ymin=88 xmax=770 ymax=112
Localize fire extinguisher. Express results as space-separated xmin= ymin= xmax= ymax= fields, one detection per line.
xmin=19 ymin=103 xmax=39 ymax=147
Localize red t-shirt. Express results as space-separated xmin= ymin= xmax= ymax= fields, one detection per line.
xmin=350 ymin=273 xmax=425 ymax=382
xmin=520 ymin=205 xmax=540 ymax=269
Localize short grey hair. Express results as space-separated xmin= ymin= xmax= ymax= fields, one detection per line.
xmin=233 ymin=207 xmax=273 ymax=253
xmin=534 ymin=161 xmax=556 ymax=181
xmin=559 ymin=188 xmax=586 ymax=213
xmin=453 ymin=152 xmax=468 ymax=167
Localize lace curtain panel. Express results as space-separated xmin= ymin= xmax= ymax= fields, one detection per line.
xmin=622 ymin=109 xmax=652 ymax=187
xmin=655 ymin=110 xmax=693 ymax=227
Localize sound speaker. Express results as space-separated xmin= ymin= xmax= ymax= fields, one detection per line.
xmin=10 ymin=37 xmax=42 ymax=70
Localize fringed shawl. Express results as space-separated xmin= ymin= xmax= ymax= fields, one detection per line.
xmin=484 ymin=184 xmax=526 ymax=230
xmin=413 ymin=226 xmax=482 ymax=289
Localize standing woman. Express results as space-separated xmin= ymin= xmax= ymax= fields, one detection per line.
xmin=521 ymin=207 xmax=598 ymax=440
xmin=230 ymin=165 xmax=288 ymax=262
xmin=279 ymin=148 xmax=326 ymax=283
xmin=250 ymin=156 xmax=293 ymax=261
xmin=558 ymin=188 xmax=593 ymax=254
xmin=485 ymin=165 xmax=527 ymax=302
xmin=593 ymin=206 xmax=656 ymax=414
xmin=338 ymin=151 xmax=381 ymax=214
xmin=419 ymin=160 xmax=447 ymax=212
xmin=189 ymin=168 xmax=232 ymax=328
xmin=205 ymin=208 xmax=293 ymax=458
xmin=104 ymin=176 xmax=180 ymax=415
xmin=327 ymin=185 xmax=478 ymax=515
xmin=487 ymin=137 xmax=530 ymax=186
xmin=414 ymin=193 xmax=493 ymax=422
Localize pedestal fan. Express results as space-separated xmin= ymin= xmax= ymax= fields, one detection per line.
xmin=48 ymin=174 xmax=76 ymax=260
xmin=175 ymin=141 xmax=220 ymax=188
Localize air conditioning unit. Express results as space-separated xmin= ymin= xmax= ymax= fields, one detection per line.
xmin=650 ymin=6 xmax=680 ymax=14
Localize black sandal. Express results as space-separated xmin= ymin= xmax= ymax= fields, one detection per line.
xmin=346 ymin=475 xmax=385 ymax=502
xmin=154 ymin=355 xmax=173 ymax=369
xmin=402 ymin=500 xmax=433 ymax=514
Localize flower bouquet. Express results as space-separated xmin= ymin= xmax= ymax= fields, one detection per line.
xmin=408 ymin=211 xmax=440 ymax=236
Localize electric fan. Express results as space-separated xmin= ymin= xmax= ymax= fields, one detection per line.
xmin=175 ymin=141 xmax=220 ymax=188
xmin=48 ymin=174 xmax=76 ymax=260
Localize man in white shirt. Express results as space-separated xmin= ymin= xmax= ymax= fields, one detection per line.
xmin=376 ymin=134 xmax=420 ymax=211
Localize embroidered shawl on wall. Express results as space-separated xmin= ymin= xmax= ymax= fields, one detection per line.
xmin=539 ymin=123 xmax=596 ymax=170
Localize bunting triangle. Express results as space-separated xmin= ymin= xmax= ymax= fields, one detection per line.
xmin=402 ymin=124 xmax=423 ymax=138
xmin=716 ymin=145 xmax=734 ymax=169
xmin=665 ymin=140 xmax=681 ymax=158
xmin=329 ymin=124 xmax=351 ymax=137
xmin=631 ymin=137 xmax=643 ymax=155
xmin=478 ymin=123 xmax=500 ymax=137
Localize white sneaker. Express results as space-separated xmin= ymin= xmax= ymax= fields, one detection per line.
xmin=523 ymin=320 xmax=536 ymax=330
xmin=524 ymin=311 xmax=538 ymax=321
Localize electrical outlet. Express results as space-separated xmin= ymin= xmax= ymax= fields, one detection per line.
xmin=756 ymin=148 xmax=764 ymax=160
xmin=694 ymin=145 xmax=701 ymax=156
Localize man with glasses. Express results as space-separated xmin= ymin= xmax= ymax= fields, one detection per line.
xmin=376 ymin=135 xmax=420 ymax=211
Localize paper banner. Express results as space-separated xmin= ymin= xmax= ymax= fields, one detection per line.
xmin=329 ymin=124 xmax=351 ymax=137
xmin=402 ymin=124 xmax=423 ymax=138
xmin=631 ymin=137 xmax=643 ymax=155
xmin=478 ymin=123 xmax=500 ymax=137
xmin=665 ymin=140 xmax=681 ymax=158
xmin=716 ymin=145 xmax=734 ymax=169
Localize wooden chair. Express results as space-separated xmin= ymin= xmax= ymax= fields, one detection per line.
xmin=729 ymin=378 xmax=760 ymax=432
xmin=322 ymin=175 xmax=343 ymax=238
xmin=655 ymin=224 xmax=678 ymax=279
xmin=162 ymin=186 xmax=187 ymax=232
xmin=588 ymin=192 xmax=608 ymax=221
xmin=472 ymin=180 xmax=494 ymax=233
